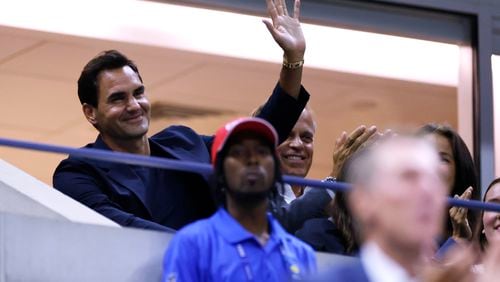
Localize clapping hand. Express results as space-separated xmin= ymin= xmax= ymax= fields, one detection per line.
xmin=330 ymin=125 xmax=378 ymax=178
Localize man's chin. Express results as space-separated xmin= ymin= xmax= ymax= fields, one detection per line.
xmin=282 ymin=168 xmax=307 ymax=178
xmin=122 ymin=127 xmax=149 ymax=139
xmin=226 ymin=189 xmax=269 ymax=208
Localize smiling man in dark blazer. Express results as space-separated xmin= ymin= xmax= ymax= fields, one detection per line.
xmin=53 ymin=0 xmax=309 ymax=232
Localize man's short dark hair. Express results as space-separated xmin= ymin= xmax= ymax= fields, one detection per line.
xmin=77 ymin=50 xmax=143 ymax=107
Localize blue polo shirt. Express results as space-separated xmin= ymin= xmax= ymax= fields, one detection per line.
xmin=162 ymin=208 xmax=317 ymax=282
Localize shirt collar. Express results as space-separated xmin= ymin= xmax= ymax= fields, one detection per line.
xmin=280 ymin=184 xmax=297 ymax=204
xmin=211 ymin=207 xmax=287 ymax=245
xmin=361 ymin=242 xmax=419 ymax=282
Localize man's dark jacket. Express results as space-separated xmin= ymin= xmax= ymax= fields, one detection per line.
xmin=54 ymin=85 xmax=326 ymax=232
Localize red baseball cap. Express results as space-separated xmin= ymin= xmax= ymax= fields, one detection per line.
xmin=211 ymin=117 xmax=278 ymax=166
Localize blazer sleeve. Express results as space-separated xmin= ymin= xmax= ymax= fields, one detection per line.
xmin=201 ymin=83 xmax=310 ymax=153
xmin=53 ymin=160 xmax=175 ymax=233
xmin=274 ymin=187 xmax=332 ymax=233
xmin=256 ymin=83 xmax=310 ymax=144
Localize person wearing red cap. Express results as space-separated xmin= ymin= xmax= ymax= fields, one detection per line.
xmin=162 ymin=117 xmax=317 ymax=282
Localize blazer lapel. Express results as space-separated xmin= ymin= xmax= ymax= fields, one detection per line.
xmin=91 ymin=136 xmax=153 ymax=216
xmin=149 ymin=126 xmax=211 ymax=163
xmin=149 ymin=128 xmax=212 ymax=180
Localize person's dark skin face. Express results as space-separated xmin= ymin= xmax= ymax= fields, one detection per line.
xmin=223 ymin=134 xmax=275 ymax=196
xmin=223 ymin=132 xmax=276 ymax=237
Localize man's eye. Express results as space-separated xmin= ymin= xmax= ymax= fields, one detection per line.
xmin=228 ymin=147 xmax=244 ymax=157
xmin=301 ymin=136 xmax=313 ymax=143
xmin=109 ymin=94 xmax=125 ymax=103
xmin=256 ymin=146 xmax=271 ymax=155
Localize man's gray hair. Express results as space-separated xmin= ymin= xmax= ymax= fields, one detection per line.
xmin=342 ymin=134 xmax=434 ymax=188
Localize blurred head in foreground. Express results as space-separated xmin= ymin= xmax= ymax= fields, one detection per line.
xmin=347 ymin=135 xmax=447 ymax=270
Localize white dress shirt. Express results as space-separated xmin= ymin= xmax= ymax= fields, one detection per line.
xmin=280 ymin=183 xmax=298 ymax=204
xmin=361 ymin=242 xmax=419 ymax=282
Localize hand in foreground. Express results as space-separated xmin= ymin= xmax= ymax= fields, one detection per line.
xmin=420 ymin=244 xmax=476 ymax=282
xmin=263 ymin=0 xmax=305 ymax=62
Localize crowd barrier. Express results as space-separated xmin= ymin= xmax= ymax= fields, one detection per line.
xmin=0 ymin=137 xmax=499 ymax=213
xmin=0 ymin=150 xmax=353 ymax=282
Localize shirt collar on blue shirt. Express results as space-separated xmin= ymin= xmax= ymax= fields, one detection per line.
xmin=211 ymin=207 xmax=288 ymax=246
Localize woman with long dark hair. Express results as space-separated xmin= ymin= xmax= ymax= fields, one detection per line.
xmin=297 ymin=124 xmax=478 ymax=254
xmin=418 ymin=124 xmax=479 ymax=240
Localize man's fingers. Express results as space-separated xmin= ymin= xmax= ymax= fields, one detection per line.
xmin=293 ymin=0 xmax=301 ymax=19
xmin=275 ymin=0 xmax=285 ymax=16
xmin=262 ymin=20 xmax=279 ymax=40
xmin=336 ymin=131 xmax=347 ymax=147
xmin=266 ymin=0 xmax=279 ymax=23
xmin=280 ymin=0 xmax=289 ymax=16
xmin=346 ymin=125 xmax=366 ymax=147
xmin=367 ymin=125 xmax=377 ymax=136
xmin=349 ymin=125 xmax=367 ymax=139
xmin=351 ymin=125 xmax=377 ymax=151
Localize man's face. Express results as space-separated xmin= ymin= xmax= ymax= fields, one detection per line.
xmin=357 ymin=140 xmax=447 ymax=250
xmin=223 ymin=134 xmax=275 ymax=195
xmin=277 ymin=109 xmax=315 ymax=177
xmin=84 ymin=66 xmax=150 ymax=141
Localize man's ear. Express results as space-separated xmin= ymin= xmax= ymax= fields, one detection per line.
xmin=82 ymin=103 xmax=97 ymax=126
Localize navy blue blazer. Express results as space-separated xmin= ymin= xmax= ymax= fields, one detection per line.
xmin=53 ymin=84 xmax=309 ymax=232
xmin=295 ymin=217 xmax=350 ymax=255
xmin=277 ymin=188 xmax=333 ymax=234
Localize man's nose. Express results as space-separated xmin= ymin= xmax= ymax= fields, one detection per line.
xmin=126 ymin=96 xmax=141 ymax=111
xmin=289 ymin=136 xmax=302 ymax=148
xmin=247 ymin=151 xmax=259 ymax=165
xmin=419 ymin=177 xmax=446 ymax=201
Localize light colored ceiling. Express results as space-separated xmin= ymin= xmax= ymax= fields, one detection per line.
xmin=0 ymin=25 xmax=457 ymax=185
